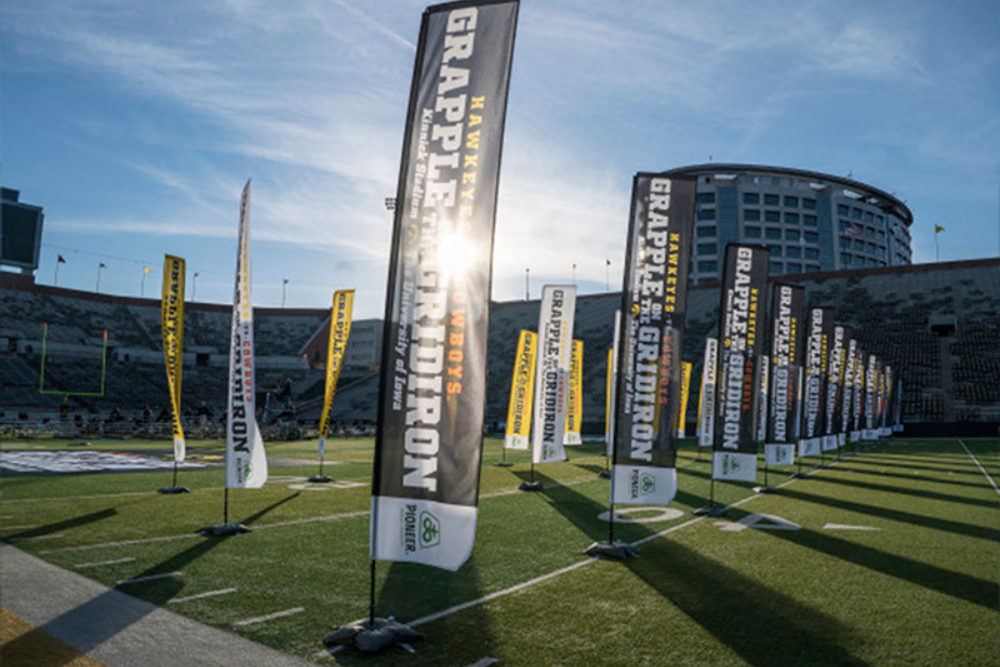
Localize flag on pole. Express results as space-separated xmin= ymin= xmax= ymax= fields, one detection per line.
xmin=697 ymin=337 xmax=718 ymax=447
xmin=712 ymin=244 xmax=769 ymax=481
xmin=677 ymin=361 xmax=692 ymax=438
xmin=611 ymin=173 xmax=697 ymax=504
xmin=504 ymin=329 xmax=537 ymax=451
xmin=533 ymin=285 xmax=577 ymax=463
xmin=564 ymin=339 xmax=584 ymax=445
xmin=317 ymin=290 xmax=355 ymax=457
xmin=799 ymin=307 xmax=832 ymax=457
xmin=58 ymin=255 xmax=66 ymax=263
xmin=822 ymin=322 xmax=847 ymax=452
xmin=161 ymin=254 xmax=186 ymax=464
xmin=226 ymin=180 xmax=268 ymax=489
xmin=765 ymin=283 xmax=804 ymax=466
xmin=370 ymin=0 xmax=519 ymax=572
xmin=934 ymin=225 xmax=945 ymax=233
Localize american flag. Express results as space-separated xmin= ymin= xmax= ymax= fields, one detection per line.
xmin=845 ymin=223 xmax=862 ymax=237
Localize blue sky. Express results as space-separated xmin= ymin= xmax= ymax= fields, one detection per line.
xmin=2 ymin=0 xmax=997 ymax=318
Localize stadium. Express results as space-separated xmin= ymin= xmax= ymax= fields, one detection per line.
xmin=2 ymin=3 xmax=998 ymax=666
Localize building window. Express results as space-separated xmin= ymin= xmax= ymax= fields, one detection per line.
xmin=696 ymin=192 xmax=716 ymax=204
xmin=744 ymin=209 xmax=761 ymax=221
xmin=785 ymin=212 xmax=799 ymax=224
xmin=745 ymin=226 xmax=762 ymax=238
xmin=765 ymin=210 xmax=780 ymax=222
xmin=806 ymin=263 xmax=820 ymax=272
xmin=764 ymin=193 xmax=779 ymax=206
xmin=787 ymin=262 xmax=802 ymax=273
xmin=803 ymin=198 xmax=817 ymax=210
xmin=786 ymin=246 xmax=801 ymax=258
xmin=743 ymin=192 xmax=759 ymax=204
xmin=840 ymin=237 xmax=851 ymax=249
xmin=696 ymin=226 xmax=717 ymax=238
xmin=765 ymin=227 xmax=782 ymax=240
xmin=697 ymin=243 xmax=716 ymax=255
xmin=784 ymin=196 xmax=799 ymax=208
xmin=768 ymin=244 xmax=783 ymax=257
xmin=785 ymin=229 xmax=800 ymax=241
xmin=841 ymin=253 xmax=852 ymax=266
xmin=837 ymin=204 xmax=849 ymax=216
xmin=803 ymin=214 xmax=817 ymax=226
xmin=877 ymin=230 xmax=886 ymax=241
xmin=864 ymin=211 xmax=874 ymax=223
xmin=698 ymin=261 xmax=717 ymax=273
xmin=803 ymin=231 xmax=819 ymax=243
xmin=866 ymin=242 xmax=877 ymax=253
xmin=851 ymin=208 xmax=862 ymax=220
xmin=876 ymin=214 xmax=884 ymax=224
xmin=770 ymin=261 xmax=784 ymax=274
xmin=697 ymin=209 xmax=716 ymax=221
xmin=805 ymin=248 xmax=820 ymax=259
xmin=853 ymin=239 xmax=865 ymax=251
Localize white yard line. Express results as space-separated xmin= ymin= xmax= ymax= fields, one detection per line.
xmin=168 ymin=587 xmax=238 ymax=604
xmin=232 ymin=607 xmax=304 ymax=627
xmin=1 ymin=524 xmax=37 ymax=531
xmin=7 ymin=533 xmax=65 ymax=543
xmin=957 ymin=439 xmax=1000 ymax=497
xmin=40 ymin=532 xmax=203 ymax=554
xmin=117 ymin=571 xmax=182 ymax=585
xmin=824 ymin=523 xmax=881 ymax=531
xmin=75 ymin=556 xmax=136 ymax=569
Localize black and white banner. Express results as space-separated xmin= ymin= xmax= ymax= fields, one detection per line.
xmin=532 ymin=285 xmax=577 ymax=463
xmin=612 ymin=173 xmax=696 ymax=504
xmin=765 ymin=283 xmax=804 ymax=467
xmin=822 ymin=322 xmax=846 ymax=452
xmin=712 ymin=244 xmax=769 ymax=481
xmin=697 ymin=337 xmax=718 ymax=448
xmin=840 ymin=333 xmax=857 ymax=441
xmin=850 ymin=347 xmax=865 ymax=440
xmin=799 ymin=307 xmax=832 ymax=457
xmin=370 ymin=0 xmax=519 ymax=572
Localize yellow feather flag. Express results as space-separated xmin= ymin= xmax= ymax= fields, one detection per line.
xmin=161 ymin=255 xmax=186 ymax=463
xmin=504 ymin=330 xmax=537 ymax=450
xmin=564 ymin=339 xmax=583 ymax=445
xmin=317 ymin=290 xmax=354 ymax=456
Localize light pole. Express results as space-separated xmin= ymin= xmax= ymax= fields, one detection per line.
xmin=96 ymin=262 xmax=106 ymax=293
xmin=141 ymin=267 xmax=151 ymax=297
xmin=572 ymin=263 xmax=577 ymax=287
xmin=192 ymin=272 xmax=199 ymax=301
xmin=282 ymin=278 xmax=289 ymax=308
xmin=525 ymin=268 xmax=529 ymax=301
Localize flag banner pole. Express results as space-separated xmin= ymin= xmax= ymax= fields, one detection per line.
xmin=328 ymin=1 xmax=521 ymax=654
xmin=794 ymin=307 xmax=831 ymax=476
xmin=694 ymin=337 xmax=718 ymax=462
xmin=586 ymin=172 xmax=696 ymax=558
xmin=758 ymin=283 xmax=804 ymax=491
xmin=599 ymin=310 xmax=621 ymax=479
xmin=563 ymin=339 xmax=584 ymax=445
xmin=829 ymin=325 xmax=852 ymax=462
xmin=521 ymin=284 xmax=577 ymax=491
xmin=500 ymin=329 xmax=536 ymax=467
xmin=312 ymin=290 xmax=355 ymax=483
xmin=199 ymin=180 xmax=266 ymax=538
xmin=159 ymin=254 xmax=189 ymax=494
xmin=696 ymin=244 xmax=769 ymax=516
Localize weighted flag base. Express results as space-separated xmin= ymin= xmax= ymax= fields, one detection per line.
xmin=692 ymin=457 xmax=711 ymax=463
xmin=157 ymin=486 xmax=189 ymax=494
xmin=308 ymin=475 xmax=334 ymax=483
xmin=518 ymin=481 xmax=544 ymax=492
xmin=815 ymin=464 xmax=832 ymax=470
xmin=597 ymin=469 xmax=611 ymax=479
xmin=197 ymin=523 xmax=251 ymax=537
xmin=752 ymin=485 xmax=778 ymax=494
xmin=792 ymin=472 xmax=810 ymax=479
xmin=583 ymin=540 xmax=638 ymax=559
xmin=324 ymin=617 xmax=423 ymax=653
xmin=694 ymin=504 xmax=727 ymax=517
xmin=494 ymin=462 xmax=514 ymax=468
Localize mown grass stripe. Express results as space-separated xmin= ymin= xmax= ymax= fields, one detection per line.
xmin=957 ymin=439 xmax=1000 ymax=496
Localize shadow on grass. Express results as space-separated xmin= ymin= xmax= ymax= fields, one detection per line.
xmin=830 ymin=465 xmax=990 ymax=487
xmin=2 ymin=508 xmax=116 ymax=543
xmin=3 ymin=493 xmax=301 ymax=665
xmin=779 ymin=487 xmax=999 ymax=543
xmin=528 ymin=470 xmax=865 ymax=665
xmin=812 ymin=475 xmax=998 ymax=509
xmin=723 ymin=505 xmax=999 ymax=611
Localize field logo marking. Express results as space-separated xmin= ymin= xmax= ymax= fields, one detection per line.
xmin=957 ymin=439 xmax=1000 ymax=497
xmin=420 ymin=511 xmax=441 ymax=549
xmin=640 ymin=472 xmax=656 ymax=495
xmin=597 ymin=507 xmax=684 ymax=524
xmin=716 ymin=513 xmax=801 ymax=532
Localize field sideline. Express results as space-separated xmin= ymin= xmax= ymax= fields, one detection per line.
xmin=1 ymin=436 xmax=997 ymax=665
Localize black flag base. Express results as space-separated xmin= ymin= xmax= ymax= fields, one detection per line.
xmin=752 ymin=485 xmax=779 ymax=494
xmin=494 ymin=461 xmax=514 ymax=468
xmin=157 ymin=486 xmax=189 ymax=494
xmin=518 ymin=480 xmax=544 ymax=492
xmin=324 ymin=617 xmax=423 ymax=653
xmin=196 ymin=523 xmax=251 ymax=537
xmin=583 ymin=540 xmax=638 ymax=559
xmin=597 ymin=469 xmax=612 ymax=479
xmin=308 ymin=475 xmax=334 ymax=483
xmin=693 ymin=504 xmax=728 ymax=517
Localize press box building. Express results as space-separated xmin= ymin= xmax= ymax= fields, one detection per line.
xmin=662 ymin=164 xmax=913 ymax=283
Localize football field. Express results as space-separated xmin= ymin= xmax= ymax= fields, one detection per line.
xmin=2 ymin=436 xmax=997 ymax=665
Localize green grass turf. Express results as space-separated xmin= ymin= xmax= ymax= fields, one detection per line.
xmin=1 ymin=436 xmax=997 ymax=665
